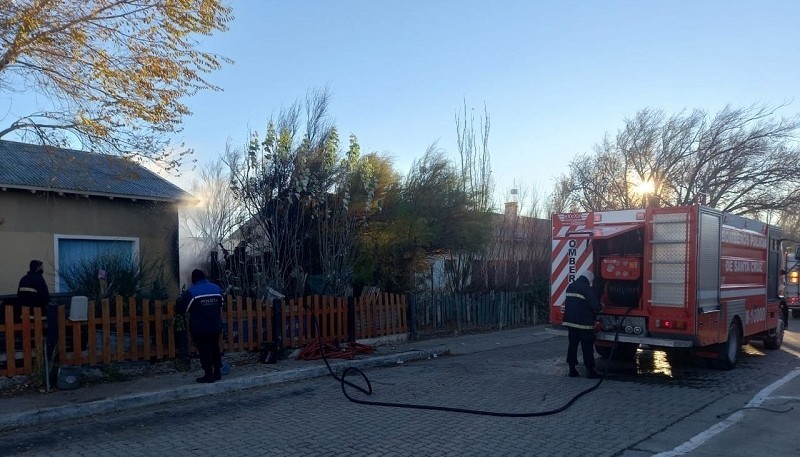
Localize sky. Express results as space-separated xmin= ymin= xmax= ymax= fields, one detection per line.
xmin=9 ymin=0 xmax=800 ymax=209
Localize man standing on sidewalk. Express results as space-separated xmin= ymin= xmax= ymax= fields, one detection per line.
xmin=563 ymin=270 xmax=602 ymax=379
xmin=17 ymin=260 xmax=59 ymax=353
xmin=177 ymin=269 xmax=224 ymax=383
xmin=17 ymin=260 xmax=50 ymax=310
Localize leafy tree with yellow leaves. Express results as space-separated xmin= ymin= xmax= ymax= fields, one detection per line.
xmin=0 ymin=0 xmax=232 ymax=169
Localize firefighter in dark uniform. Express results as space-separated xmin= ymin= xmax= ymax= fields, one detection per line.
xmin=177 ymin=269 xmax=224 ymax=383
xmin=17 ymin=260 xmax=50 ymax=310
xmin=17 ymin=260 xmax=58 ymax=353
xmin=563 ymin=270 xmax=602 ymax=379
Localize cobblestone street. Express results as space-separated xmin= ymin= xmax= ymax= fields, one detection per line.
xmin=1 ymin=328 xmax=798 ymax=456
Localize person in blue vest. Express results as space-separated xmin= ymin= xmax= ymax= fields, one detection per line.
xmin=177 ymin=269 xmax=224 ymax=383
xmin=563 ymin=270 xmax=602 ymax=379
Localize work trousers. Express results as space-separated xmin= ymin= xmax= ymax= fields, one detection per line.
xmin=566 ymin=327 xmax=596 ymax=369
xmin=192 ymin=330 xmax=222 ymax=377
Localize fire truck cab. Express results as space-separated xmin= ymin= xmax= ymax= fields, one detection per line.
xmin=550 ymin=204 xmax=786 ymax=370
xmin=780 ymin=245 xmax=800 ymax=319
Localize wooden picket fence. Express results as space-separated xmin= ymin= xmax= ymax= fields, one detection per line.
xmin=0 ymin=306 xmax=45 ymax=377
xmin=355 ymin=292 xmax=407 ymax=339
xmin=410 ymin=290 xmax=543 ymax=336
xmin=0 ymin=293 xmax=408 ymax=377
xmin=281 ymin=295 xmax=347 ymax=348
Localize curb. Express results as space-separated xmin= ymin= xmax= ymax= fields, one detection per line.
xmin=0 ymin=347 xmax=448 ymax=432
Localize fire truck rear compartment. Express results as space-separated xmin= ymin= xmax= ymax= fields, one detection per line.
xmin=594 ymin=227 xmax=645 ymax=309
xmin=591 ymin=222 xmax=694 ymax=348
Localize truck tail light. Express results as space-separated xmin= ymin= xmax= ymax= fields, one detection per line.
xmin=788 ymin=296 xmax=799 ymax=304
xmin=655 ymin=319 xmax=687 ymax=330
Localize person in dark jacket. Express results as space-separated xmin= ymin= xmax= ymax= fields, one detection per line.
xmin=177 ymin=269 xmax=224 ymax=383
xmin=18 ymin=260 xmax=57 ymax=351
xmin=17 ymin=260 xmax=50 ymax=310
xmin=563 ymin=270 xmax=602 ymax=379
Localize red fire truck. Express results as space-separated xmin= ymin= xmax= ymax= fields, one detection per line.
xmin=780 ymin=245 xmax=800 ymax=319
xmin=550 ymin=204 xmax=786 ymax=369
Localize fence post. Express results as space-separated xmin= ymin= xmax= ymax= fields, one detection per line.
xmin=346 ymin=296 xmax=356 ymax=343
xmin=174 ymin=299 xmax=190 ymax=368
xmin=46 ymin=302 xmax=59 ymax=355
xmin=406 ymin=293 xmax=417 ymax=339
xmin=271 ymin=298 xmax=282 ymax=349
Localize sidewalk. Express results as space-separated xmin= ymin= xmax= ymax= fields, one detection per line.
xmin=0 ymin=327 xmax=546 ymax=432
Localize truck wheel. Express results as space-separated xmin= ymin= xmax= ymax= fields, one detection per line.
xmin=611 ymin=342 xmax=639 ymax=360
xmin=793 ymin=309 xmax=800 ymax=319
xmin=763 ymin=318 xmax=784 ymax=350
xmin=595 ymin=343 xmax=612 ymax=359
xmin=715 ymin=321 xmax=741 ymax=370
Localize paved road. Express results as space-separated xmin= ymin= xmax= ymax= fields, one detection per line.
xmin=1 ymin=326 xmax=798 ymax=456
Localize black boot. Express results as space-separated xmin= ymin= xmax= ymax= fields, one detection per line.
xmin=568 ymin=366 xmax=580 ymax=377
xmin=586 ymin=369 xmax=600 ymax=379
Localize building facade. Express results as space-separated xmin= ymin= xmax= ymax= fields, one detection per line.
xmin=0 ymin=140 xmax=192 ymax=298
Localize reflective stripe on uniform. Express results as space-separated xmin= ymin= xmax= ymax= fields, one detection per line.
xmin=562 ymin=322 xmax=595 ymax=330
xmin=565 ymin=292 xmax=586 ymax=300
xmin=185 ymin=293 xmax=223 ymax=313
xmin=18 ymin=287 xmax=38 ymax=293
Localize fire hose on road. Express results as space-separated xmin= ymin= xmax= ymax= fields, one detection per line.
xmin=308 ymin=307 xmax=634 ymax=417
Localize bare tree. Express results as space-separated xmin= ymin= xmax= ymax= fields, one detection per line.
xmin=557 ymin=104 xmax=800 ymax=216
xmin=182 ymin=150 xmax=242 ymax=252
xmin=456 ymin=101 xmax=493 ymax=212
xmin=447 ymin=101 xmax=493 ymax=292
xmin=0 ymin=0 xmax=232 ymax=169
xmin=180 ymin=147 xmax=242 ymax=287
xmin=509 ymin=184 xmax=548 ymax=220
xmin=776 ymin=209 xmax=800 ymax=245
xmin=486 ymin=185 xmax=551 ymax=290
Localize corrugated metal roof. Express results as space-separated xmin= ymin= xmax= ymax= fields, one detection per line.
xmin=0 ymin=140 xmax=190 ymax=202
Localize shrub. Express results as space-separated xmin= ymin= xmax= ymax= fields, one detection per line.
xmin=59 ymin=251 xmax=165 ymax=301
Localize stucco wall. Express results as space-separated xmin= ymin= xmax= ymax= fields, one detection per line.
xmin=0 ymin=189 xmax=180 ymax=298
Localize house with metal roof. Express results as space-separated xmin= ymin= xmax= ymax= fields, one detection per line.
xmin=0 ymin=140 xmax=192 ymax=298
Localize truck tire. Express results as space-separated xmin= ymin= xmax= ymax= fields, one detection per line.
xmin=793 ymin=309 xmax=800 ymax=319
xmin=715 ymin=321 xmax=741 ymax=370
xmin=595 ymin=343 xmax=612 ymax=359
xmin=763 ymin=318 xmax=784 ymax=350
xmin=612 ymin=342 xmax=638 ymax=360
